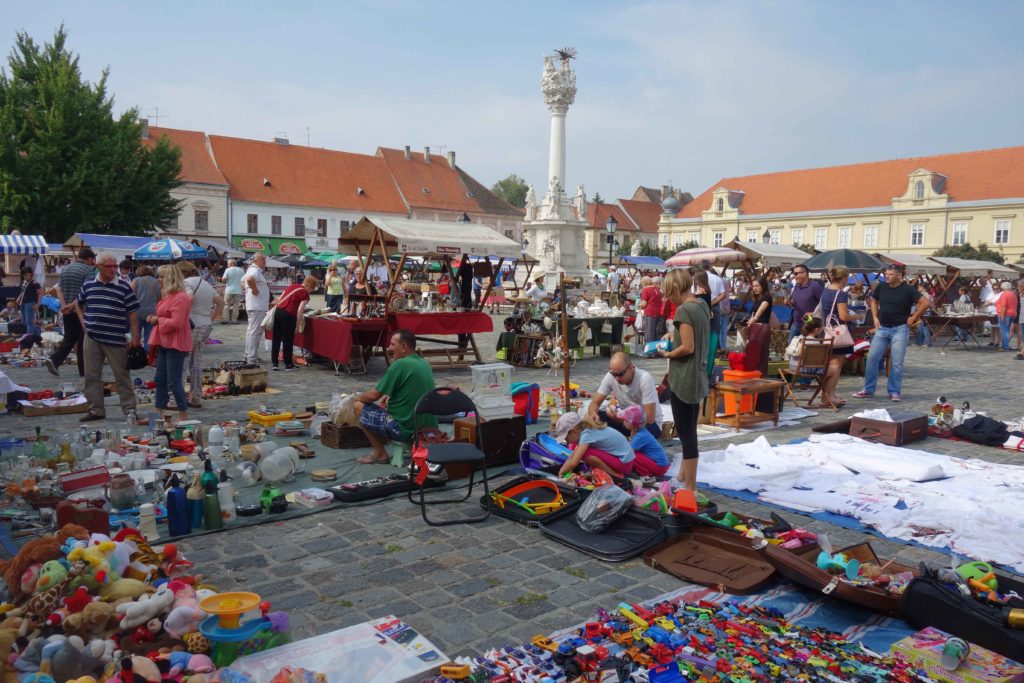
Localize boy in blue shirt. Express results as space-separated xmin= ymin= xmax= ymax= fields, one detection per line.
xmin=620 ymin=404 xmax=669 ymax=476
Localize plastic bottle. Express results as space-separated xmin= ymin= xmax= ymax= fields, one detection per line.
xmin=202 ymin=480 xmax=224 ymax=530
xmin=125 ymin=410 xmax=137 ymax=438
xmin=165 ymin=473 xmax=190 ymax=537
xmin=137 ymin=503 xmax=159 ymax=541
xmin=186 ymin=473 xmax=205 ymax=529
xmin=207 ymin=424 xmax=224 ymax=460
xmin=217 ymin=470 xmax=236 ymax=522
xmin=30 ymin=426 xmax=47 ymax=462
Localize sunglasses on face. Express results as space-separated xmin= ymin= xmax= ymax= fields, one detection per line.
xmin=611 ymin=364 xmax=632 ymax=378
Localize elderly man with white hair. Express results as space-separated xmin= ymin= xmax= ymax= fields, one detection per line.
xmin=221 ymin=258 xmax=245 ymax=323
xmin=242 ymin=254 xmax=270 ymax=364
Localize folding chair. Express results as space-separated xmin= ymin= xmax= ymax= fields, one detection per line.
xmin=778 ymin=337 xmax=837 ymax=411
xmin=407 ymin=388 xmax=491 ymax=526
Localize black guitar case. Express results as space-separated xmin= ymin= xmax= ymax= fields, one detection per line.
xmin=539 ymin=501 xmax=667 ymax=562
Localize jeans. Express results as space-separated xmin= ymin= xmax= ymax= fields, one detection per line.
xmin=155 ymin=347 xmax=187 ymax=411
xmin=914 ymin=321 xmax=932 ymax=346
xmin=186 ymin=324 xmax=212 ymax=402
xmin=862 ymin=324 xmax=909 ymax=396
xmin=20 ymin=304 xmax=37 ymax=335
xmin=789 ymin=322 xmax=803 ymax=342
xmin=326 ymin=294 xmax=344 ymax=313
xmin=717 ymin=308 xmax=729 ymax=352
xmin=998 ymin=316 xmax=1013 ymax=350
xmin=271 ymin=309 xmax=297 ymax=368
xmin=50 ymin=312 xmax=85 ymax=376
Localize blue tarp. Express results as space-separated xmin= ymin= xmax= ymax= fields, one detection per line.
xmin=70 ymin=233 xmax=154 ymax=252
xmin=618 ymin=255 xmax=666 ymax=268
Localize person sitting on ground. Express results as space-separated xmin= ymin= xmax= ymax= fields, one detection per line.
xmin=18 ymin=333 xmax=43 ymax=357
xmin=0 ymin=301 xmax=19 ymax=321
xmin=553 ymin=412 xmax=635 ymax=479
xmin=784 ymin=316 xmax=825 ymax=374
xmin=619 ymin=404 xmax=669 ymax=477
xmin=353 ymin=329 xmax=436 ymax=464
xmin=585 ymin=351 xmax=663 ymax=438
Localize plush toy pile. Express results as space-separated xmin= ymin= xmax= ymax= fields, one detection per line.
xmin=0 ymin=524 xmax=282 ymax=682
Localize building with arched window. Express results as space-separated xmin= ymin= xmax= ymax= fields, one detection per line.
xmin=658 ymin=145 xmax=1024 ymax=263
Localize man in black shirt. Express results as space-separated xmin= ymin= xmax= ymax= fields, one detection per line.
xmin=853 ymin=264 xmax=929 ymax=402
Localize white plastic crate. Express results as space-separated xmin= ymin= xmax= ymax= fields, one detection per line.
xmin=469 ymin=363 xmax=514 ymax=394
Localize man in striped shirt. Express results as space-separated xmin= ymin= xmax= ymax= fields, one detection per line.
xmin=45 ymin=247 xmax=96 ymax=377
xmin=76 ymin=251 xmax=141 ymax=421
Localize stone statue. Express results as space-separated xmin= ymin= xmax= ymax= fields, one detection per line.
xmin=631 ymin=239 xmax=642 ymax=256
xmin=542 ymin=235 xmax=558 ymax=270
xmin=573 ymin=184 xmax=587 ymax=219
xmin=543 ymin=176 xmax=563 ymax=220
xmin=524 ymin=184 xmax=537 ymax=220
xmin=541 ymin=54 xmax=577 ymax=114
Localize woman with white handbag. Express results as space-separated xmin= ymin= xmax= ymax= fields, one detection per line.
xmin=820 ymin=265 xmax=855 ymax=407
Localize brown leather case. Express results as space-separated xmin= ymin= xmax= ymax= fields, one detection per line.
xmin=644 ymin=526 xmax=776 ymax=594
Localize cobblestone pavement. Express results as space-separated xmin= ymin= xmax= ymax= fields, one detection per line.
xmin=2 ymin=312 xmax=1021 ymax=656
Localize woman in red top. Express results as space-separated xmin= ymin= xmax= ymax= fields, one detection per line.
xmin=639 ymin=276 xmax=664 ymax=353
xmin=995 ymin=281 xmax=1019 ymax=352
xmin=271 ymin=275 xmax=319 ymax=370
xmin=148 ymin=264 xmax=193 ymax=423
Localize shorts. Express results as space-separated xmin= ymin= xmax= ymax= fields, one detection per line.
xmin=632 ymin=451 xmax=669 ymax=477
xmin=359 ymin=402 xmax=402 ymax=440
xmin=584 ymin=447 xmax=634 ymax=477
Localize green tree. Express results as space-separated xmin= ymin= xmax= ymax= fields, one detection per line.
xmin=793 ymin=243 xmax=817 ymax=255
xmin=932 ymin=242 xmax=1005 ymax=265
xmin=0 ymin=25 xmax=181 ymax=241
xmin=637 ymin=240 xmax=693 ymax=260
xmin=592 ymin=192 xmax=603 ymax=204
xmin=489 ymin=173 xmax=529 ymax=209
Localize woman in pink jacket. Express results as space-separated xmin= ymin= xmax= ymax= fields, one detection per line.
xmin=995 ymin=281 xmax=1019 ymax=352
xmin=148 ymin=264 xmax=193 ymax=422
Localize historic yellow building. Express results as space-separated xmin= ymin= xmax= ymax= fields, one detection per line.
xmin=658 ymin=145 xmax=1024 ymax=264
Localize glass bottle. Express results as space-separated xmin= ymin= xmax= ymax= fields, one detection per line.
xmin=57 ymin=435 xmax=75 ymax=468
xmin=30 ymin=427 xmax=47 ymax=463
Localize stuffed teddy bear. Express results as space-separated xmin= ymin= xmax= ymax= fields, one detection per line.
xmin=0 ymin=524 xmax=89 ymax=601
xmin=63 ymin=600 xmax=119 ymax=639
xmin=116 ymin=583 xmax=175 ymax=630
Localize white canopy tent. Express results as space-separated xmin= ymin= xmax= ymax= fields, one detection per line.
xmin=727 ymin=240 xmax=811 ymax=271
xmin=929 ymin=256 xmax=1018 ymax=279
xmin=341 ymin=216 xmax=523 ymax=259
xmin=874 ymin=252 xmax=948 ymax=276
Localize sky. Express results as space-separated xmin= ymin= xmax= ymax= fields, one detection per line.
xmin=3 ymin=0 xmax=1024 ymax=202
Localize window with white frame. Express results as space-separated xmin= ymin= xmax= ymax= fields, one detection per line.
xmin=910 ymin=222 xmax=924 ymax=246
xmin=746 ymin=230 xmax=759 ymax=243
xmin=689 ymin=231 xmax=699 ymax=245
xmin=814 ymin=228 xmax=827 ymax=249
xmin=246 ymin=214 xmax=258 ymax=234
xmin=674 ymin=233 xmax=684 ymax=247
xmin=914 ymin=180 xmax=925 ymax=199
xmin=837 ymin=227 xmax=851 ymax=248
xmin=951 ymin=221 xmax=967 ymax=245
xmin=713 ymin=232 xmax=724 ymax=248
xmin=995 ymin=219 xmax=1010 ymax=244
xmin=769 ymin=229 xmax=781 ymax=245
xmin=791 ymin=228 xmax=804 ymax=245
xmin=863 ymin=225 xmax=877 ymax=248
xmin=716 ymin=198 xmax=724 ymax=212
xmin=661 ymin=234 xmax=669 ymax=248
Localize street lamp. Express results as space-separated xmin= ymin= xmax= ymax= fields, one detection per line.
xmin=458 ymin=212 xmax=471 ymax=224
xmin=605 ymin=215 xmax=618 ymax=270
xmin=762 ymin=228 xmax=772 ymax=245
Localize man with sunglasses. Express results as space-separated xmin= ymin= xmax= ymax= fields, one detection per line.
xmin=585 ymin=351 xmax=663 ymax=438
xmin=76 ymin=251 xmax=141 ymax=422
xmin=787 ymin=265 xmax=823 ymax=341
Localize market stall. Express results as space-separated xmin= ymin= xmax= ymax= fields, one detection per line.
xmin=279 ymin=316 xmax=391 ymax=374
xmin=929 ymin=256 xmax=1019 ymax=304
xmin=338 ymin=216 xmax=523 ymax=368
xmin=64 ymin=233 xmax=154 ymax=260
xmin=0 ymin=234 xmax=51 ymax=294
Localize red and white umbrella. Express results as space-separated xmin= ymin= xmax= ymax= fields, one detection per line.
xmin=665 ymin=246 xmax=749 ymax=268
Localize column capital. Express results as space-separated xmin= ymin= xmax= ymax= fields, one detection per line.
xmin=541 ymin=55 xmax=577 ymax=114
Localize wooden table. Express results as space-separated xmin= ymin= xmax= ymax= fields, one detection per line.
xmin=710 ymin=379 xmax=786 ymax=432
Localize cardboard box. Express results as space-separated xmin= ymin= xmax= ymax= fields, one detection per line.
xmin=890 ymin=627 xmax=1024 ymax=683
xmin=18 ymin=396 xmax=90 ymax=417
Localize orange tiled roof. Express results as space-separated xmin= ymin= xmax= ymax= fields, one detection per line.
xmin=677 ymin=145 xmax=1024 ymax=219
xmin=619 ymin=199 xmax=663 ymax=233
xmin=377 ymin=148 xmax=522 ymax=217
xmin=146 ymin=127 xmax=227 ymax=186
xmin=207 ymin=135 xmax=409 ymax=214
xmin=585 ymin=203 xmax=637 ymax=231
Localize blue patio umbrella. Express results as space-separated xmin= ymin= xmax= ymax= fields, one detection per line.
xmin=133 ymin=238 xmax=209 ymax=261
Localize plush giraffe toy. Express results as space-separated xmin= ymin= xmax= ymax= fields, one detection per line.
xmin=25 ymin=562 xmax=85 ymax=620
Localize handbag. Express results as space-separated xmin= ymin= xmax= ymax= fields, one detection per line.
xmin=823 ymin=290 xmax=854 ymax=347
xmin=262 ymin=287 xmax=302 ymax=331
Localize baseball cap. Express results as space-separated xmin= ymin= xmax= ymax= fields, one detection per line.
xmin=619 ymin=404 xmax=645 ymax=430
xmin=551 ymin=412 xmax=583 ymax=442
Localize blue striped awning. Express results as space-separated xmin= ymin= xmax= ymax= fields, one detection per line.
xmin=0 ymin=234 xmax=48 ymax=254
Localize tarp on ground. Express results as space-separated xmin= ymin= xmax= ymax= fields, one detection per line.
xmin=727 ymin=240 xmax=812 ymax=270
xmin=65 ymin=233 xmax=153 ymax=259
xmin=874 ymin=252 xmax=947 ymax=276
xmin=0 ymin=234 xmax=48 ymax=254
xmin=929 ymin=256 xmax=1018 ymax=278
xmin=341 ymin=216 xmax=523 ymax=258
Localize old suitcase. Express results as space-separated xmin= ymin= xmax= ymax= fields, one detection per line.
xmin=452 ymin=414 xmax=526 ymax=467
xmin=644 ymin=526 xmax=776 ymax=594
xmin=849 ymin=410 xmax=928 ymax=446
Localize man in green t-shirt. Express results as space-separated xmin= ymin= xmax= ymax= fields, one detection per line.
xmin=354 ymin=329 xmax=437 ymax=464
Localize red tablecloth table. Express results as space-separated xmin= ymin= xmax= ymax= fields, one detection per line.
xmin=265 ymin=317 xmax=390 ymax=374
xmin=386 ymin=311 xmax=494 ymax=367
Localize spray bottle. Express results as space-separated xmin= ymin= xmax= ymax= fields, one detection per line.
xmin=165 ymin=473 xmax=190 ymax=537
xmin=217 ymin=469 xmax=236 ymax=522
xmin=203 ymin=479 xmax=224 ymax=530
xmin=186 ymin=473 xmax=205 ymax=529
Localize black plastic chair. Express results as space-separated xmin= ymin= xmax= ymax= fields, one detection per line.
xmin=407 ymin=388 xmax=491 ymax=526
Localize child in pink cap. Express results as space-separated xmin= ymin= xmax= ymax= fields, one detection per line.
xmin=620 ymin=404 xmax=670 ymax=477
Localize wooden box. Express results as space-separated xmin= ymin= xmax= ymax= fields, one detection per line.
xmin=449 ymin=415 xmax=527 ymax=479
xmin=320 ymin=421 xmax=372 ymax=449
xmin=849 ymin=410 xmax=928 ymax=446
xmin=235 ymin=367 xmax=269 ymax=391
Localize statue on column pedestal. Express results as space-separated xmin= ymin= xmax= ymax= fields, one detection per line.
xmin=573 ymin=184 xmax=587 ymax=220
xmin=524 ymin=185 xmax=537 ymax=221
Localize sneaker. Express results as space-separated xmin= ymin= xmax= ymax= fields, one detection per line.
xmin=889 ymin=393 xmax=902 ymax=402
xmin=45 ymin=358 xmax=59 ymax=376
xmin=852 ymin=390 xmax=873 ymax=398
xmin=284 ymin=366 xmax=297 ymax=371
xmin=271 ymin=365 xmax=279 ymax=371
xmin=79 ymin=412 xmax=105 ymax=422
xmin=188 ymin=400 xmax=203 ymax=409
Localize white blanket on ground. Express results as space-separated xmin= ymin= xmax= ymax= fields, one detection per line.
xmin=669 ymin=434 xmax=1024 ymax=572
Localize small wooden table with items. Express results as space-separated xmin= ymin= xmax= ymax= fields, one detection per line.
xmin=710 ymin=378 xmax=786 ymax=432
